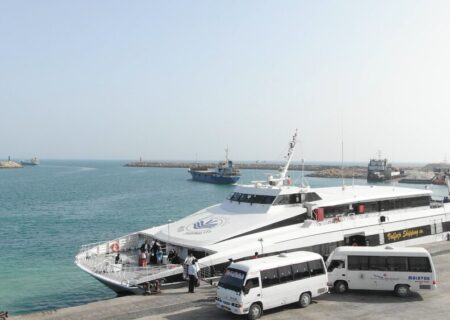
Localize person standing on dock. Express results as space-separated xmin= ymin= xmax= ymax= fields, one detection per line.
xmin=187 ymin=259 xmax=199 ymax=293
xmin=183 ymin=252 xmax=195 ymax=279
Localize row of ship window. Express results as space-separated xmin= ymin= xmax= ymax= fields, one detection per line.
xmin=345 ymin=255 xmax=432 ymax=272
xmin=227 ymin=193 xmax=431 ymax=220
xmin=322 ymin=196 xmax=431 ymax=217
xmin=260 ymin=259 xmax=326 ymax=288
xmin=227 ymin=192 xmax=322 ymax=205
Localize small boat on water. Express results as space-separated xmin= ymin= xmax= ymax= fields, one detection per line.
xmin=188 ymin=148 xmax=240 ymax=184
xmin=20 ymin=157 xmax=39 ymax=166
xmin=367 ymin=158 xmax=401 ymax=182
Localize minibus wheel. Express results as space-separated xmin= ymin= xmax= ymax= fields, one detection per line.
xmin=299 ymin=292 xmax=311 ymax=308
xmin=395 ymin=284 xmax=410 ymax=297
xmin=334 ymin=281 xmax=348 ymax=293
xmin=248 ymin=303 xmax=262 ymax=320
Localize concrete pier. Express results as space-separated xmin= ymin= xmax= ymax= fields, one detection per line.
xmin=0 ymin=160 xmax=22 ymax=168
xmin=11 ymin=241 xmax=450 ymax=320
xmin=125 ymin=161 xmax=372 ymax=178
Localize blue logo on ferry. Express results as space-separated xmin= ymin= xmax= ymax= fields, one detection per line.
xmin=185 ymin=216 xmax=226 ymax=232
xmin=193 ymin=219 xmax=220 ymax=229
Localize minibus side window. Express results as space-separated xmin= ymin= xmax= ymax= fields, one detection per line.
xmin=292 ymin=262 xmax=310 ymax=280
xmin=243 ymin=278 xmax=260 ymax=293
xmin=261 ymin=268 xmax=280 ymax=288
xmin=278 ymin=265 xmax=294 ymax=283
xmin=408 ymin=257 xmax=432 ymax=272
xmin=386 ymin=256 xmax=408 ymax=271
xmin=327 ymin=260 xmax=345 ymax=272
xmin=308 ymin=259 xmax=325 ymax=276
xmin=369 ymin=256 xmax=387 ymax=271
xmin=348 ymin=256 xmax=369 ymax=270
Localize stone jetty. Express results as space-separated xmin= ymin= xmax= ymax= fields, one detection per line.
xmin=0 ymin=160 xmax=23 ymax=169
xmin=306 ymin=167 xmax=367 ymax=179
xmin=125 ymin=160 xmax=366 ymax=174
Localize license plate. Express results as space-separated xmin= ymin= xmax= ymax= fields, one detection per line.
xmin=221 ymin=305 xmax=230 ymax=311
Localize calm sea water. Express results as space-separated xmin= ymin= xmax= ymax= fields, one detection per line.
xmin=0 ymin=160 xmax=447 ymax=315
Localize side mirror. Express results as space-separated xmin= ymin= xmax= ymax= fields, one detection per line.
xmin=243 ymin=287 xmax=250 ymax=295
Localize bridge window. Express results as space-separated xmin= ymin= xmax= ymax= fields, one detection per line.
xmin=227 ymin=192 xmax=275 ymax=205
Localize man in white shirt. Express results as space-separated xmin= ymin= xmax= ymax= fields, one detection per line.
xmin=183 ymin=253 xmax=195 ymax=279
xmin=187 ymin=259 xmax=199 ymax=293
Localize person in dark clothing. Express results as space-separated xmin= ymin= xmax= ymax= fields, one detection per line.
xmin=140 ymin=240 xmax=151 ymax=254
xmin=150 ymin=241 xmax=160 ymax=264
xmin=169 ymin=250 xmax=180 ymax=264
xmin=115 ymin=253 xmax=121 ymax=264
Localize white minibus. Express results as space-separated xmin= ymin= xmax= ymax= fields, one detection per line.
xmin=216 ymin=252 xmax=328 ymax=320
xmin=326 ymin=246 xmax=437 ymax=297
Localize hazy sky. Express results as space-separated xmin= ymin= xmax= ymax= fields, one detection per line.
xmin=1 ymin=0 xmax=449 ymax=162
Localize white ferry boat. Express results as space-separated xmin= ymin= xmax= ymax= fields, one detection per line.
xmin=75 ymin=131 xmax=450 ymax=294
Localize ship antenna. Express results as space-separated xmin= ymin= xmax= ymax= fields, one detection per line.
xmin=225 ymin=146 xmax=229 ymax=162
xmin=280 ymin=129 xmax=298 ymax=181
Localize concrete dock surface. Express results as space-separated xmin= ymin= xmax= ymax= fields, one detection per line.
xmin=12 ymin=241 xmax=450 ymax=320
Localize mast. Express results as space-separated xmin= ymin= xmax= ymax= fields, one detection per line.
xmin=279 ymin=129 xmax=298 ymax=180
xmin=225 ymin=146 xmax=229 ymax=162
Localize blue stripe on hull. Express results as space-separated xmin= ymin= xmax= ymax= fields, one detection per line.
xmin=189 ymin=172 xmax=240 ymax=184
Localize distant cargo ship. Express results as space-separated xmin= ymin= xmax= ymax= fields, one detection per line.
xmin=188 ymin=148 xmax=240 ymax=184
xmin=367 ymin=158 xmax=402 ymax=182
xmin=20 ymin=157 xmax=40 ymax=166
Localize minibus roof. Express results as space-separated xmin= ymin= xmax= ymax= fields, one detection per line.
xmin=332 ymin=246 xmax=430 ymax=256
xmin=230 ymin=251 xmax=323 ymax=273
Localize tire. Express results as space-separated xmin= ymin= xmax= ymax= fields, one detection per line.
xmin=299 ymin=292 xmax=311 ymax=308
xmin=334 ymin=280 xmax=348 ymax=294
xmin=247 ymin=303 xmax=262 ymax=320
xmin=395 ymin=284 xmax=410 ymax=297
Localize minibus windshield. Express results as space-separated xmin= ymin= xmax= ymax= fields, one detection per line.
xmin=218 ymin=268 xmax=247 ymax=292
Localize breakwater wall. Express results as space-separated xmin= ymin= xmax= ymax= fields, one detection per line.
xmin=124 ymin=161 xmax=365 ymax=172
xmin=0 ymin=161 xmax=23 ymax=169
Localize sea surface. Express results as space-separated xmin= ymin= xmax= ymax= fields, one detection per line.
xmin=0 ymin=160 xmax=448 ymax=315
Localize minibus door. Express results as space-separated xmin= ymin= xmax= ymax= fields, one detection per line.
xmin=346 ymin=256 xmax=375 ymax=290
xmin=242 ymin=277 xmax=261 ymax=309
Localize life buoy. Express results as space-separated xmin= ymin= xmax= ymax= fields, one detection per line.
xmin=111 ymin=242 xmax=120 ymax=252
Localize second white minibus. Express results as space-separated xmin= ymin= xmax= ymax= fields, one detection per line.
xmin=326 ymin=246 xmax=437 ymax=297
xmin=216 ymin=251 xmax=328 ymax=320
